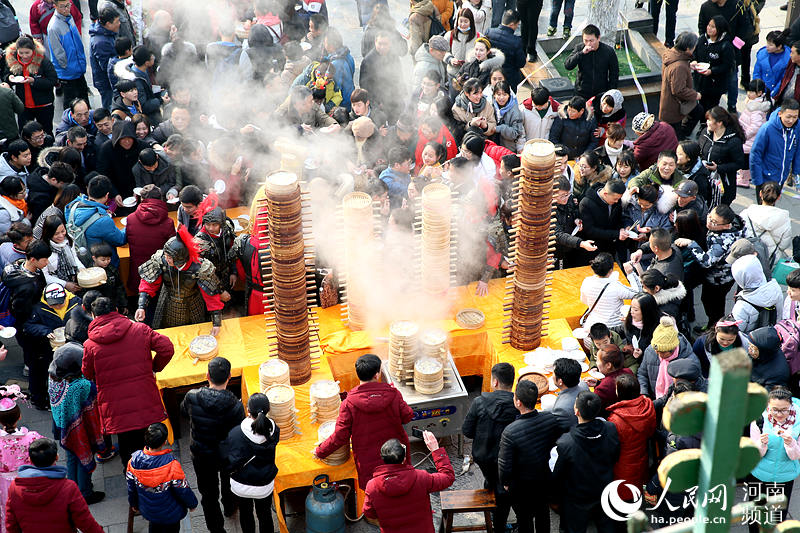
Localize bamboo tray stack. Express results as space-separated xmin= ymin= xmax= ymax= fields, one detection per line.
xmin=414 ymin=357 xmax=444 ymax=395
xmin=420 ymin=328 xmax=448 ymax=365
xmin=309 ymin=380 xmax=341 ymax=425
xmin=265 ymin=384 xmax=297 ymax=441
xmin=338 ymin=192 xmax=380 ymax=330
xmin=415 ymin=183 xmax=457 ymax=295
xmin=503 ymin=139 xmax=555 ymax=350
xmin=260 ymin=171 xmax=320 ymax=385
xmin=259 ymin=359 xmax=291 ymax=391
xmin=316 ymin=421 xmax=350 ymax=465
xmin=388 ymin=320 xmax=419 ymax=382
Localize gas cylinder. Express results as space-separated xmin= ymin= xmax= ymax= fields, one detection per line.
xmin=305 ymin=474 xmax=345 ymax=533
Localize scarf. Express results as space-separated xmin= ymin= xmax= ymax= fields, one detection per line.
xmin=632 ymin=318 xmax=643 ymax=329
xmin=50 ymin=239 xmax=78 ymax=281
xmin=769 ymin=405 xmax=797 ymax=433
xmin=604 ymin=140 xmax=623 ymax=167
xmin=17 ymin=57 xmax=35 ymax=109
xmin=655 ymin=347 xmax=679 ymax=398
xmin=0 ymin=195 xmax=26 ymax=217
xmin=493 ymin=93 xmax=518 ymax=121
xmin=455 ymin=92 xmax=486 ymax=115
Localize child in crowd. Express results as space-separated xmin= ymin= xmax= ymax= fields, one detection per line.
xmin=548 ymin=95 xmax=597 ymax=159
xmin=127 ymin=423 xmax=198 ymax=532
xmin=612 ymin=150 xmax=638 ymax=183
xmin=89 ymin=243 xmax=127 ymax=314
xmin=521 ymin=86 xmax=559 ymax=142
xmin=587 ymin=323 xmax=627 ymax=365
xmin=418 ymin=141 xmax=446 ymax=182
xmin=0 ymin=222 xmax=33 ymax=270
xmin=0 ymin=385 xmax=44 ymax=531
xmin=593 ymin=89 xmax=626 ymax=144
xmin=177 ymin=185 xmax=203 ymax=235
xmin=737 ymin=79 xmax=770 ymax=188
xmin=48 ymin=343 xmax=105 ymax=504
xmin=194 ymin=197 xmax=236 ymax=303
xmin=379 ymin=147 xmax=414 ymax=209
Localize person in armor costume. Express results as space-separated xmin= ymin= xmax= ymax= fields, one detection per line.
xmin=194 ymin=196 xmax=236 ymax=304
xmin=134 ymin=225 xmax=224 ymax=336
xmin=228 ymin=188 xmax=270 ymax=316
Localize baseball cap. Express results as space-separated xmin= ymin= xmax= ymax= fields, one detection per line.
xmin=675 ymin=180 xmax=698 ymax=198
xmin=44 ymin=283 xmax=67 ymax=306
xmin=725 ymin=238 xmax=757 ymax=265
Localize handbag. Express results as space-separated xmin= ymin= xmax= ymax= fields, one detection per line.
xmin=429 ymin=15 xmax=446 ymax=38
xmin=579 ymin=282 xmax=610 ymax=326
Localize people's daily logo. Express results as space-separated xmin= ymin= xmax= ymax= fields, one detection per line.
xmin=601 ymin=480 xmax=643 ymax=521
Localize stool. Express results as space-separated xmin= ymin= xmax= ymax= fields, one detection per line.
xmin=439 ymin=489 xmax=496 ymax=533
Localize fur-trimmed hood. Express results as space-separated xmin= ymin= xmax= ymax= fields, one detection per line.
xmin=621 ymin=185 xmax=678 ymax=214
xmin=653 ymin=281 xmax=687 ymax=306
xmin=745 ymin=97 xmax=771 ymax=114
xmin=557 ymin=103 xmax=595 ymax=121
xmin=479 ymin=48 xmax=506 ymax=72
xmin=113 ymin=57 xmax=136 ymax=82
xmin=5 ymin=41 xmax=47 ymax=76
xmin=36 ymin=147 xmax=61 ymax=171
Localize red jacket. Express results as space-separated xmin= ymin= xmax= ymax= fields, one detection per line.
xmin=363 ymin=447 xmax=454 ymax=533
xmin=6 ymin=468 xmax=103 ymax=533
xmin=594 ymin=368 xmax=634 ymax=409
xmin=414 ymin=125 xmax=458 ymax=169
xmin=29 ymin=0 xmax=82 ymax=41
xmin=82 ymin=312 xmax=174 ymax=434
xmin=125 ymin=198 xmax=176 ymax=293
xmin=633 ymin=120 xmax=678 ymax=171
xmin=607 ymin=395 xmax=657 ymax=499
xmin=315 ymin=382 xmax=414 ymax=489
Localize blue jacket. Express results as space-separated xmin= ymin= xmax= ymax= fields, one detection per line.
xmin=65 ymin=195 xmax=126 ymax=266
xmin=47 ymin=12 xmax=86 ymax=80
xmin=24 ymin=294 xmax=81 ymax=338
xmin=126 ymin=448 xmax=198 ymax=525
xmin=749 ymin=111 xmax=800 ymax=187
xmin=324 ymin=47 xmax=355 ymax=110
xmin=379 ymin=167 xmax=410 ymax=209
xmin=54 ymin=108 xmax=98 ymax=140
xmin=752 ymin=397 xmax=800 ymax=483
xmin=89 ymin=23 xmax=117 ymax=91
xmin=485 ymin=25 xmax=526 ymax=88
xmin=752 ymin=46 xmax=791 ymax=98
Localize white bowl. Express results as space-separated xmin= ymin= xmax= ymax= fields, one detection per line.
xmin=580 ymin=361 xmax=589 ymax=372
xmin=132 ymin=187 xmax=143 ymax=196
xmin=572 ymin=327 xmax=588 ymax=339
xmin=565 ymin=350 xmax=587 ymax=363
xmin=8 ymin=76 xmax=24 ymax=84
xmin=233 ymin=220 xmax=243 ymax=232
xmin=167 ymin=197 xmax=180 ymax=204
xmin=214 ymin=180 xmax=227 ymax=194
xmin=540 ymin=394 xmax=557 ymax=410
xmin=548 ymin=376 xmax=558 ymax=392
xmin=122 ymin=196 xmax=137 ymax=207
xmin=588 ymin=369 xmax=605 ymax=380
xmin=0 ymin=326 xmax=16 ymax=338
xmin=561 ymin=337 xmax=581 ymax=351
xmin=238 ymin=214 xmax=251 ymax=221
xmin=120 ymin=217 xmax=127 ymax=226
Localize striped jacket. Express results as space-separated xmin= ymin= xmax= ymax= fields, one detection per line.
xmin=126 ymin=448 xmax=198 ymax=525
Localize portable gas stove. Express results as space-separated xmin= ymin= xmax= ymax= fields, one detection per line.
xmin=381 ymin=354 xmax=469 ymax=440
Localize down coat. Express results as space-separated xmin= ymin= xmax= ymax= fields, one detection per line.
xmin=181 ymin=386 xmax=245 ymax=460
xmin=739 ymin=203 xmax=792 ymax=261
xmin=125 ymin=198 xmax=176 ymax=293
xmin=659 ymin=47 xmax=698 ymax=125
xmin=607 ymin=395 xmax=657 ymax=499
xmin=82 ymin=311 xmax=174 ymax=434
xmin=748 ymin=327 xmax=790 ymax=389
xmin=634 ymin=120 xmax=679 ymax=171
xmin=637 ymin=334 xmax=699 ymax=399
xmin=315 ymin=382 xmax=414 ymax=489
xmin=548 ymin=105 xmax=597 ymax=159
xmin=731 ymin=255 xmax=785 ymax=334
xmin=749 ymin=110 xmax=800 ymax=188
xmin=126 ymin=448 xmax=198 ymax=525
xmin=363 ymin=447 xmax=454 ymax=533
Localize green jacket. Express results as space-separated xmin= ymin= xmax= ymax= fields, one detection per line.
xmin=627 ymin=164 xmax=685 ymax=190
xmin=0 ymin=87 xmax=23 ymax=141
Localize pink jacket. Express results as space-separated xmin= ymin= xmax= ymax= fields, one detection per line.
xmin=739 ymin=98 xmax=771 ymax=154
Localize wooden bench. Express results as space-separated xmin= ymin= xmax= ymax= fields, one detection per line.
xmin=439 ymin=489 xmax=497 ymax=533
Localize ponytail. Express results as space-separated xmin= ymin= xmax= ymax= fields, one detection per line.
xmin=247 ymin=393 xmax=272 ymax=437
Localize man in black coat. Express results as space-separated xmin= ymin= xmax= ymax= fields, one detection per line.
xmin=181 ymin=357 xmax=245 ymax=533
xmin=26 ymin=161 xmax=74 ymax=225
xmin=564 ymin=24 xmax=619 ymax=101
xmin=553 ymin=391 xmax=620 ymax=533
xmin=578 ymin=178 xmax=628 ymax=258
xmin=485 ymin=10 xmax=527 ymax=88
xmin=517 ymin=0 xmax=543 ymax=62
xmin=462 ymin=363 xmax=518 ymax=532
xmin=359 ymin=31 xmax=406 ymax=123
xmin=498 ymin=379 xmax=562 ymax=533
xmin=96 ymin=119 xmax=145 ymax=204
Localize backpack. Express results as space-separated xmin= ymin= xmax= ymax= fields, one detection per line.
xmin=734 ymin=290 xmax=777 ymax=330
xmin=429 ymin=15 xmax=446 ymax=38
xmin=746 ymin=217 xmax=774 ymax=281
xmin=0 ymin=281 xmax=14 ymax=327
xmin=212 ymin=45 xmax=244 ymax=87
xmin=776 ymin=318 xmax=800 ymax=374
xmin=66 ymin=203 xmax=102 ymax=268
xmin=0 ymin=0 xmax=19 ymax=46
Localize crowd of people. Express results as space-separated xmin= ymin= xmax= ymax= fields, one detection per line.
xmin=0 ymin=0 xmax=794 ymax=531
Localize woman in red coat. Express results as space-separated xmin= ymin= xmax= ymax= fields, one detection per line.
xmin=363 ymin=432 xmax=455 ymax=533
xmin=81 ymin=298 xmax=174 ymax=467
xmin=125 ymin=185 xmax=176 ymax=293
xmin=606 ymin=373 xmax=657 ymax=500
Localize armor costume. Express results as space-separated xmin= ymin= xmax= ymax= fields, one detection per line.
xmin=228 ymin=232 xmax=271 ymax=315
xmin=137 ymin=228 xmax=224 ymax=329
xmin=195 ymin=207 xmax=236 ymax=291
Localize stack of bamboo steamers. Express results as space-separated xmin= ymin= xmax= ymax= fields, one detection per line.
xmin=417 ymin=184 xmax=457 ymax=295
xmin=262 ymin=172 xmax=320 ymax=385
xmin=504 ymin=140 xmax=555 ymax=350
xmin=259 ymin=359 xmax=290 ymax=391
xmin=265 ymin=384 xmax=297 ymax=441
xmin=388 ymin=320 xmax=419 ymax=382
xmin=339 ymin=192 xmax=377 ymax=330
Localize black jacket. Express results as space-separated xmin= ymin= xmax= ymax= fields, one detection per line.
xmin=555 ymin=195 xmax=583 ymax=260
xmin=564 ymin=42 xmax=619 ymax=99
xmin=132 ymin=154 xmax=177 ymax=197
xmin=26 ymin=171 xmax=57 ymax=224
xmin=548 ymin=107 xmax=598 ymax=159
xmin=748 ymin=327 xmax=790 ymax=389
xmin=497 ymin=410 xmax=561 ymax=491
xmin=693 ymin=35 xmax=735 ymax=93
xmin=96 ymin=120 xmax=146 ymax=198
xmin=65 ymin=304 xmax=92 ymax=344
xmin=552 ymin=418 xmax=620 ymax=504
xmin=485 ymin=25 xmax=526 ymax=88
xmin=221 ymin=419 xmax=279 ymax=487
xmin=1 ymin=259 xmax=46 ymax=326
xmin=698 ymin=0 xmax=751 ymax=42
xmin=462 ymin=390 xmax=517 ymax=466
xmin=697 ymin=126 xmax=745 ymax=186
xmin=181 ymin=386 xmax=245 ymax=460
xmin=578 ymin=188 xmax=623 ymax=255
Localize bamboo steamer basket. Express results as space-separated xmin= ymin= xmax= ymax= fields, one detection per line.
xmin=309 ymin=380 xmax=341 ymax=424
xmin=420 ymin=328 xmax=448 ymax=364
xmin=388 ymin=321 xmax=419 ymax=381
xmin=189 ymin=335 xmax=218 ymax=365
xmin=266 ymin=384 xmax=297 ymax=441
xmin=77 ymin=267 xmax=107 ymax=288
xmin=259 ymin=359 xmax=290 ymax=391
xmin=414 ymin=357 xmax=444 ymax=395
xmin=316 ymin=421 xmax=349 ymax=465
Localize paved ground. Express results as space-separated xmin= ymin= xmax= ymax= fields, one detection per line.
xmin=5 ymin=0 xmax=800 ymax=531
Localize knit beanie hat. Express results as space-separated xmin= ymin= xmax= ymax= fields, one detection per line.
xmin=632 ymin=112 xmax=655 ymax=134
xmin=651 ymin=316 xmax=680 ymax=352
xmin=464 ymin=134 xmax=485 ymax=158
xmin=429 ymin=35 xmax=449 ymax=52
